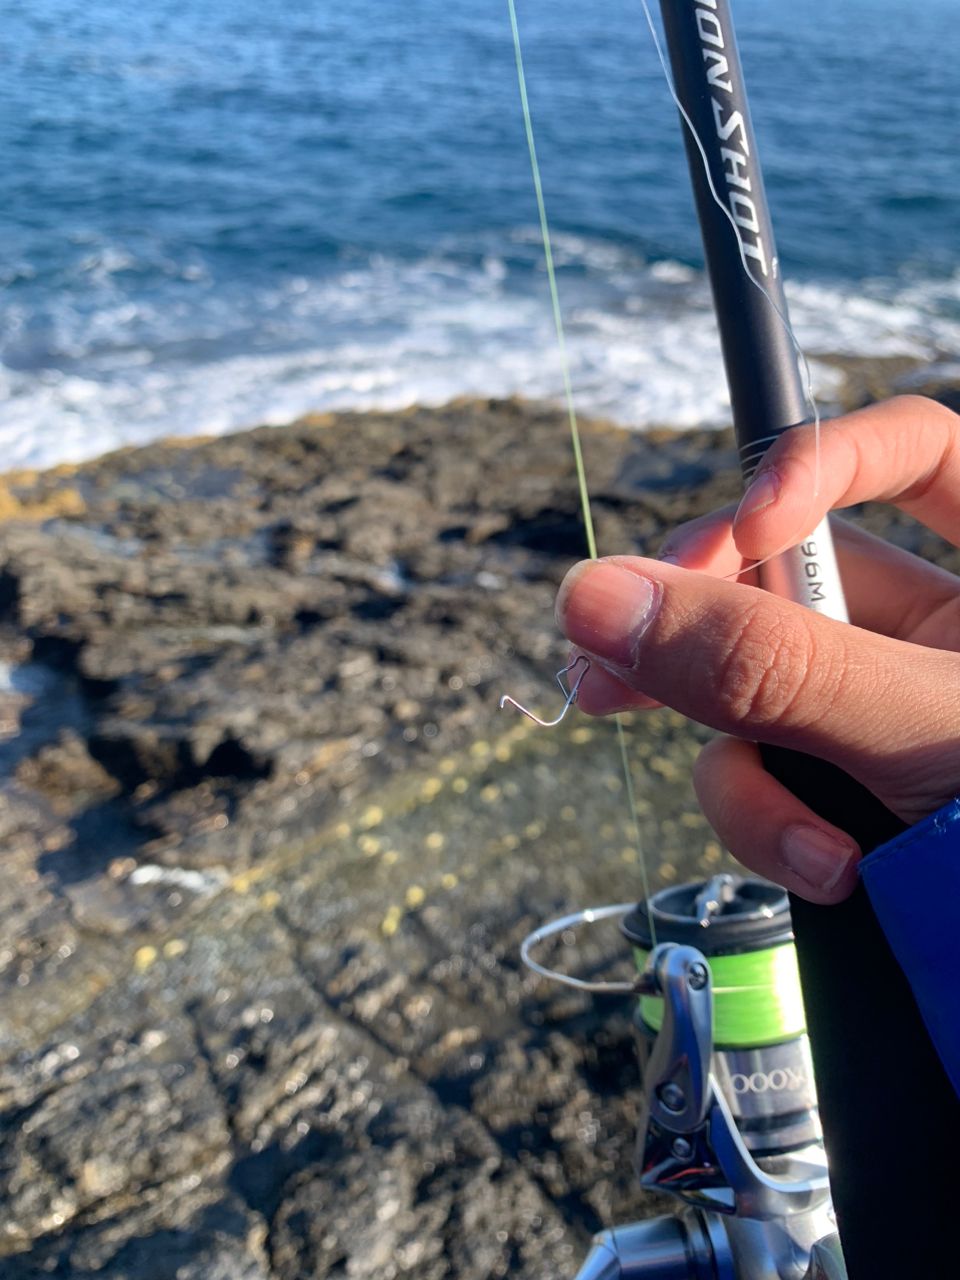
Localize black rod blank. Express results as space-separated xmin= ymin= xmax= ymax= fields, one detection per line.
xmin=655 ymin=1 xmax=959 ymax=1274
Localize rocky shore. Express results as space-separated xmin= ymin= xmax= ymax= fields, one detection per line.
xmin=1 ymin=373 xmax=958 ymax=1278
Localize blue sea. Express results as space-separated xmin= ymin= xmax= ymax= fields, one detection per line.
xmin=1 ymin=0 xmax=957 ymax=468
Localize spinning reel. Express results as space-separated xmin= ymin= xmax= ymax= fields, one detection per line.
xmin=524 ymin=877 xmax=846 ymax=1280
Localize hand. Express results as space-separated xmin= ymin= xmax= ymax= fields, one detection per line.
xmin=555 ymin=396 xmax=960 ymax=904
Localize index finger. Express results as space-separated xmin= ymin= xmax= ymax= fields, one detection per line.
xmin=666 ymin=506 xmax=960 ymax=643
xmin=733 ymin=396 xmax=960 ymax=560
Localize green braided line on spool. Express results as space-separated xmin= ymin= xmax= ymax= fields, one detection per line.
xmin=633 ymin=943 xmax=806 ymax=1048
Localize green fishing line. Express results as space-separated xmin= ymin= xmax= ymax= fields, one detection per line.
xmin=633 ymin=944 xmax=806 ymax=1048
xmin=507 ymin=0 xmax=658 ymax=939
xmin=507 ymin=0 xmax=598 ymax=563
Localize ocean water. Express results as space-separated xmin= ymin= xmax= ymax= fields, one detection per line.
xmin=0 ymin=0 xmax=957 ymax=469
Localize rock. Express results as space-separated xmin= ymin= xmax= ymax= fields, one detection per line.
xmin=15 ymin=731 xmax=120 ymax=817
xmin=0 ymin=383 xmax=957 ymax=1275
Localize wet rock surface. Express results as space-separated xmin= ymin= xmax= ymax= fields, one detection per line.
xmin=1 ymin=385 xmax=958 ymax=1277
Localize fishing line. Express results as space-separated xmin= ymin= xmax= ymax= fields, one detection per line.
xmin=507 ymin=0 xmax=657 ymax=945
xmin=510 ymin=0 xmax=827 ymax=600
xmin=631 ymin=943 xmax=806 ymax=1047
xmin=507 ymin=0 xmax=597 ymax=562
xmin=504 ymin=17 xmax=840 ymax=1254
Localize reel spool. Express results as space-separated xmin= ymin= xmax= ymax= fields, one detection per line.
xmin=622 ymin=875 xmax=820 ymax=1154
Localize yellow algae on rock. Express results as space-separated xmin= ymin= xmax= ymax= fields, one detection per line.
xmin=451 ymin=777 xmax=469 ymax=794
xmin=260 ymin=891 xmax=281 ymax=910
xmin=163 ymin=939 xmax=188 ymax=959
xmin=480 ymin=784 xmax=500 ymax=804
xmin=382 ymin=849 xmax=400 ymax=866
xmin=506 ymin=717 xmax=534 ymax=741
xmin=381 ymin=905 xmax=403 ymax=937
xmin=703 ymin=841 xmax=723 ymax=865
xmin=650 ymin=755 xmax=679 ymax=781
xmin=441 ymin=873 xmax=458 ymax=889
xmin=425 ymin=832 xmax=445 ymax=852
xmin=420 ymin=777 xmax=443 ymax=800
xmin=231 ymin=867 xmax=266 ymax=896
xmin=0 ymin=480 xmax=86 ymax=523
xmin=294 ymin=412 xmax=337 ymax=430
xmin=134 ymin=946 xmax=158 ymax=973
xmin=358 ymin=834 xmax=381 ymax=856
xmin=405 ymin=885 xmax=426 ymax=909
xmin=360 ymin=805 xmax=384 ymax=829
xmin=155 ymin=431 xmax=217 ymax=449
xmin=571 ymin=726 xmax=594 ymax=744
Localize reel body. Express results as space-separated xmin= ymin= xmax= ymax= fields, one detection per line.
xmin=623 ymin=879 xmax=820 ymax=1158
xmin=524 ymin=877 xmax=846 ymax=1280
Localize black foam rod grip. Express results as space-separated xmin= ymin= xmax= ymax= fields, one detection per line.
xmin=763 ymin=745 xmax=958 ymax=1278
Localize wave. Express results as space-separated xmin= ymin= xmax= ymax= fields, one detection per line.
xmin=1 ymin=238 xmax=957 ymax=470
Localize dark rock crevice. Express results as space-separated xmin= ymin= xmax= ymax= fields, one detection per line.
xmin=273 ymin=900 xmax=619 ymax=1252
xmin=183 ymin=1004 xmax=281 ymax=1280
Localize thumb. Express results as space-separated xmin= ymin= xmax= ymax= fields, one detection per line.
xmin=556 ymin=556 xmax=960 ymax=823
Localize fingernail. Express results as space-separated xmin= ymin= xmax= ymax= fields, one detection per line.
xmin=781 ymin=825 xmax=856 ymax=893
xmin=556 ymin=561 xmax=661 ymax=669
xmin=736 ymin=467 xmax=781 ymax=525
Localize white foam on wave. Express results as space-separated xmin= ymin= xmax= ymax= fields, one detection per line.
xmin=1 ymin=243 xmax=957 ymax=470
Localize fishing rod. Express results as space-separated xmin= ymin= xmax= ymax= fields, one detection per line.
xmin=504 ymin=1 xmax=959 ymax=1277
xmin=647 ymin=1 xmax=959 ymax=1274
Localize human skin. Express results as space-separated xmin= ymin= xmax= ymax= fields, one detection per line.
xmin=555 ymin=396 xmax=960 ymax=904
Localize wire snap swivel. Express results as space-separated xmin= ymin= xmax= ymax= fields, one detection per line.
xmin=499 ymin=654 xmax=590 ymax=728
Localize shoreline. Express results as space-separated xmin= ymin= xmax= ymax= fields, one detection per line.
xmin=3 ymin=348 xmax=957 ymax=499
